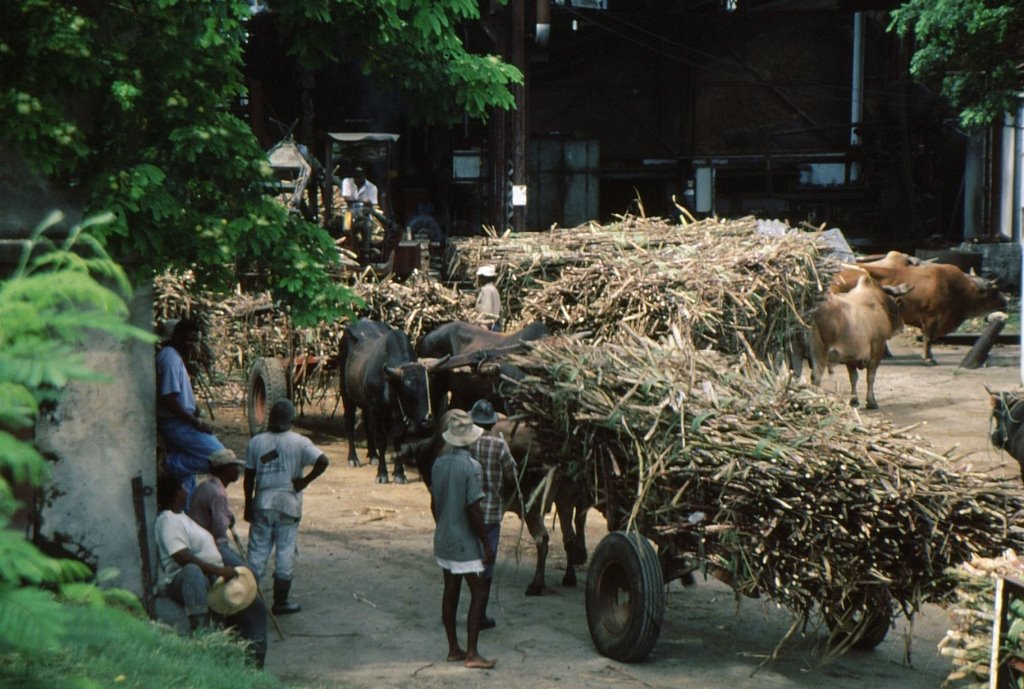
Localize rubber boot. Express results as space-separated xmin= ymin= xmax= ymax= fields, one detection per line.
xmin=188 ymin=612 xmax=210 ymax=633
xmin=272 ymin=577 xmax=301 ymax=615
xmin=480 ymin=578 xmax=496 ymax=630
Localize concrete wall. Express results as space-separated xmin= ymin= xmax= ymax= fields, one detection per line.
xmin=33 ymin=285 xmax=157 ymax=599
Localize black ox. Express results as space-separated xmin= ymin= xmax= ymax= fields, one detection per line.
xmin=339 ymin=319 xmax=443 ymax=484
xmin=416 ymin=320 xmax=550 ymax=413
xmin=992 ymin=390 xmax=1024 ymax=482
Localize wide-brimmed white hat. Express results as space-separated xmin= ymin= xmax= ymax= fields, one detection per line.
xmin=476 ymin=264 xmax=497 ymax=278
xmin=442 ymin=410 xmax=484 ymax=447
xmin=208 ymin=566 xmax=258 ymax=616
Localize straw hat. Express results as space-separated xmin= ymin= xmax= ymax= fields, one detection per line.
xmin=476 ymin=264 xmax=497 ymax=278
xmin=442 ymin=410 xmax=483 ymax=447
xmin=208 ymin=566 xmax=258 ymax=616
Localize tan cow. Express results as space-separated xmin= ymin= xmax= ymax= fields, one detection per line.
xmin=835 ymin=262 xmax=1006 ymax=364
xmin=809 ymin=274 xmax=911 ymax=409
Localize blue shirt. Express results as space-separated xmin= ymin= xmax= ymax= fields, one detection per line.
xmin=156 ymin=346 xmax=196 ymax=418
xmin=431 ymin=448 xmax=485 ymax=562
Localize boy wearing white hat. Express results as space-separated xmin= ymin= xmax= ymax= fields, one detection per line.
xmin=474 ymin=265 xmax=502 ymax=332
xmin=430 ymin=410 xmax=496 ymax=669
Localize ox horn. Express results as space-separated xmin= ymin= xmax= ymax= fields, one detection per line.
xmin=424 ymin=354 xmax=451 ymax=371
xmin=384 ymin=366 xmax=401 ymax=381
xmin=969 ymin=275 xmax=995 ymax=290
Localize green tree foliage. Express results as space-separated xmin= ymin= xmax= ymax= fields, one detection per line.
xmin=0 ymin=1 xmax=521 ymax=326
xmin=0 ymin=212 xmax=154 ymax=656
xmin=890 ymin=0 xmax=1024 ymax=129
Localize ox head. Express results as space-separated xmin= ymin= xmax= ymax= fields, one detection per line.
xmin=383 ymin=357 xmax=448 ymax=435
xmin=990 ymin=391 xmax=1024 ymax=453
xmin=969 ymin=275 xmax=1008 ymax=313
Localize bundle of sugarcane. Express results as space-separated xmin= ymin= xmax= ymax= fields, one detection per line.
xmin=446 ymin=216 xmax=835 ymax=359
xmin=154 ymin=271 xmax=345 ymax=402
xmin=350 ymin=271 xmax=472 ymax=344
xmin=939 ymin=551 xmax=1024 ymax=688
xmin=504 ymin=334 xmax=1024 ymax=643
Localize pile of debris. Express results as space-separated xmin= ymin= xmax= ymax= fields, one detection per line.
xmin=504 ymin=334 xmax=1024 ymax=648
xmin=154 ymin=270 xmax=472 ymax=402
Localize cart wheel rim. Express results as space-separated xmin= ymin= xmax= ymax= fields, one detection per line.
xmin=594 ymin=560 xmax=633 ymax=636
xmin=252 ymin=377 xmax=268 ymax=426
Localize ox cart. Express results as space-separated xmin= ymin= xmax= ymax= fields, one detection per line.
xmin=246 ymin=352 xmax=339 ymax=435
xmin=499 ymin=335 xmax=1024 ymax=665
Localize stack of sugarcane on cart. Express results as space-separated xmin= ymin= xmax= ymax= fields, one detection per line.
xmin=444 ymin=216 xmax=1024 ymax=666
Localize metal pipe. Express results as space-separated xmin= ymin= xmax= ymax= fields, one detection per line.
xmin=849 ymin=11 xmax=864 ymax=182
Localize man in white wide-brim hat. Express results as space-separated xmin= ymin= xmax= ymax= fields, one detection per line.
xmin=430 ymin=409 xmax=496 ymax=669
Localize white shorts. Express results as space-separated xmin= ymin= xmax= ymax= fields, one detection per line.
xmin=436 ymin=557 xmax=484 ymax=575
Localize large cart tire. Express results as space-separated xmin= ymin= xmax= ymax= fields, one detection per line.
xmin=824 ymin=586 xmax=893 ymax=651
xmin=247 ymin=357 xmax=289 ymax=435
xmin=585 ymin=531 xmax=665 ymax=663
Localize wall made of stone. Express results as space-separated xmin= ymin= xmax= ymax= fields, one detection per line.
xmin=34 ymin=286 xmax=157 ymax=599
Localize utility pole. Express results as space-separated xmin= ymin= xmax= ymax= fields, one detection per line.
xmin=510 ymin=0 xmax=527 ymax=232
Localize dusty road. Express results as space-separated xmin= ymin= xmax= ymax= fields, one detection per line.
xmin=214 ymin=335 xmax=1021 ymax=689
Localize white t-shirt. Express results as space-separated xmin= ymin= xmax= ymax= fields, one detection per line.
xmin=340 ymin=178 xmax=378 ymax=206
xmin=155 ymin=510 xmax=223 ymax=590
xmin=245 ymin=430 xmax=324 ymax=519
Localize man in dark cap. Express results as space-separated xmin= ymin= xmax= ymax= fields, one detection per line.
xmin=156 ymin=317 xmax=233 ymax=500
xmin=243 ymin=399 xmax=330 ymax=615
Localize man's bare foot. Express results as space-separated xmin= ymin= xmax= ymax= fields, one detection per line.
xmin=464 ymin=654 xmax=496 ymax=669
xmin=446 ymin=649 xmax=467 ymax=662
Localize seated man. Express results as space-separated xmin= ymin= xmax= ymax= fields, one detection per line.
xmin=156 ymin=317 xmax=234 ymax=500
xmin=340 ymin=164 xmax=378 ymax=208
xmin=155 ymin=475 xmax=268 ymax=668
xmin=188 ymin=450 xmax=247 ymax=567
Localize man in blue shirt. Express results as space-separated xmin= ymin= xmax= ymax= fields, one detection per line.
xmin=156 ymin=317 xmax=233 ymax=500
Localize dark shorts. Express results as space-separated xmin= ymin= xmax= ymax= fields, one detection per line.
xmin=483 ymin=522 xmax=501 ymax=580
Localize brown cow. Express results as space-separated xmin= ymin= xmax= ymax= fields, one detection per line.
xmin=809 ymin=274 xmax=911 ymax=409
xmin=836 ymin=262 xmax=1007 ymax=364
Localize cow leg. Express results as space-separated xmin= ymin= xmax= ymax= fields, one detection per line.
xmin=520 ymin=500 xmax=549 ymax=596
xmin=845 ymin=363 xmax=860 ymax=407
xmin=390 ymin=435 xmax=408 ymax=485
xmin=865 ymin=361 xmax=879 ymax=410
xmin=344 ymin=401 xmax=361 ymax=468
xmin=570 ymin=499 xmax=589 ymax=566
xmin=368 ymin=418 xmax=389 ymax=484
xmin=923 ymin=337 xmax=938 ymax=365
xmin=365 ymin=411 xmax=380 ymax=466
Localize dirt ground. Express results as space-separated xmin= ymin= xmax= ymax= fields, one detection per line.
xmin=212 ymin=334 xmax=1022 ymax=689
